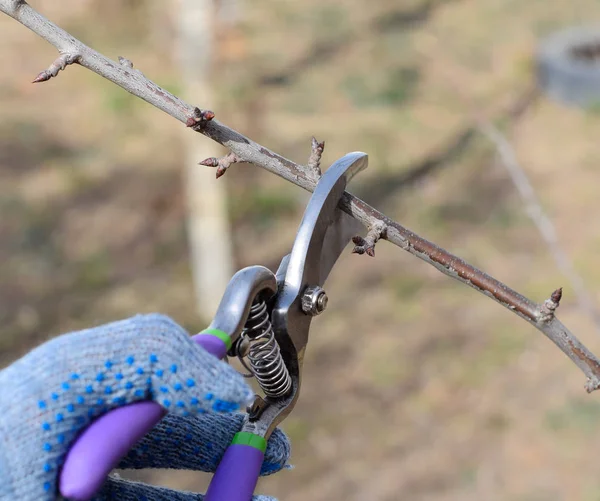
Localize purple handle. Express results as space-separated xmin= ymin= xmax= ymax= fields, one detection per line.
xmin=205 ymin=444 xmax=265 ymax=501
xmin=59 ymin=333 xmax=229 ymax=501
xmin=59 ymin=401 xmax=166 ymax=500
xmin=190 ymin=331 xmax=229 ymax=359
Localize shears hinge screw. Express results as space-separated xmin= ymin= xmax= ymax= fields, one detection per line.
xmin=301 ymin=286 xmax=328 ymax=316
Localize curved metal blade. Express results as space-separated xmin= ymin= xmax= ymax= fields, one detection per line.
xmin=283 ymin=151 xmax=368 ymax=293
xmin=252 ymin=152 xmax=368 ymax=439
xmin=272 ymin=151 xmax=368 ymax=355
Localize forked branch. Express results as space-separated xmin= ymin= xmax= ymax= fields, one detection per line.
xmin=352 ymin=221 xmax=387 ymax=257
xmin=199 ymin=152 xmax=240 ymax=179
xmin=2 ymin=0 xmax=600 ymax=391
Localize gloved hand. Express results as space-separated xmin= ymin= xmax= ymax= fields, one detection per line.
xmin=0 ymin=314 xmax=291 ymax=501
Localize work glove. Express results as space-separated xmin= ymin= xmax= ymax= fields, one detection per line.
xmin=0 ymin=314 xmax=291 ymax=500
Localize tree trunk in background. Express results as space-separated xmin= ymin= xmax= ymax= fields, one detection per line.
xmin=177 ymin=0 xmax=235 ymax=319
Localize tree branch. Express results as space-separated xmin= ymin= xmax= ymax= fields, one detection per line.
xmin=480 ymin=121 xmax=600 ymax=333
xmin=2 ymin=0 xmax=600 ymax=391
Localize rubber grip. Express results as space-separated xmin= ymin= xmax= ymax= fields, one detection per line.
xmin=204 ymin=441 xmax=265 ymax=501
xmin=59 ymin=401 xmax=165 ymax=500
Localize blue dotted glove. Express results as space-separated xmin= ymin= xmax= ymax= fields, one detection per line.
xmin=0 ymin=314 xmax=291 ymax=501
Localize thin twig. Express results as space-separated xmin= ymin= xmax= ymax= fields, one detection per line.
xmin=352 ymin=221 xmax=387 ymax=257
xmin=32 ymin=52 xmax=79 ymax=83
xmin=2 ymin=0 xmax=600 ymax=391
xmin=199 ymin=152 xmax=240 ymax=179
xmin=307 ymin=136 xmax=324 ymax=178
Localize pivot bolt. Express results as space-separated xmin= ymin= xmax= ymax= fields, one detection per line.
xmin=301 ymin=286 xmax=328 ymax=316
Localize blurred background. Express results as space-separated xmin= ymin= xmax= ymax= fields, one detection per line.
xmin=3 ymin=0 xmax=600 ymax=499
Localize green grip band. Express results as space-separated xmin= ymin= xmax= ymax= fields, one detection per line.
xmin=200 ymin=328 xmax=232 ymax=351
xmin=231 ymin=432 xmax=267 ymax=453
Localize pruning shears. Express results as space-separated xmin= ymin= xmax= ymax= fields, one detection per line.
xmin=58 ymin=151 xmax=368 ymax=501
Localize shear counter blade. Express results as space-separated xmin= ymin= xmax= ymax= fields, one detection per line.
xmin=281 ymin=151 xmax=368 ymax=293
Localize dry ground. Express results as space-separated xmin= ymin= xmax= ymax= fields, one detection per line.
xmin=3 ymin=1 xmax=600 ymax=500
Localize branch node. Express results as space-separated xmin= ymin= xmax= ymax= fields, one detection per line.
xmin=118 ymin=56 xmax=134 ymax=69
xmin=307 ymin=136 xmax=325 ymax=177
xmin=352 ymin=221 xmax=388 ymax=257
xmin=586 ymin=377 xmax=600 ymax=393
xmin=538 ymin=287 xmax=563 ymax=323
xmin=199 ymin=152 xmax=239 ymax=179
xmin=186 ymin=107 xmax=215 ymax=129
xmin=32 ymin=52 xmax=80 ymax=83
xmin=6 ymin=0 xmax=25 ymax=14
xmin=118 ymin=56 xmax=145 ymax=76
